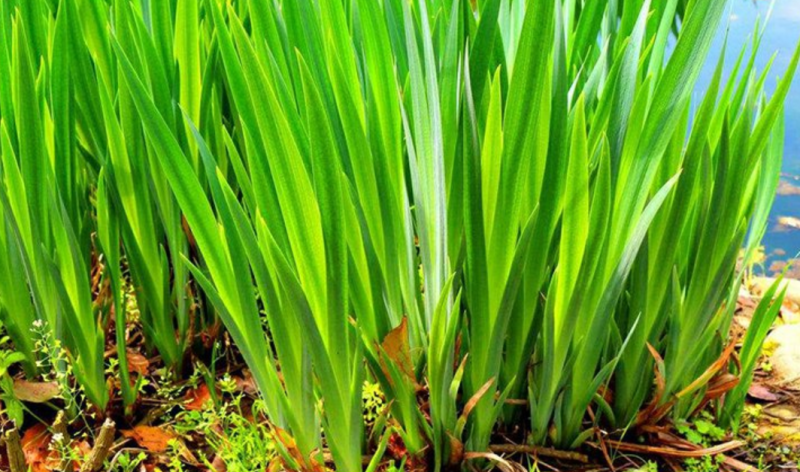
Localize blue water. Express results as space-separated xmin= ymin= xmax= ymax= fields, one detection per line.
xmin=697 ymin=0 xmax=800 ymax=273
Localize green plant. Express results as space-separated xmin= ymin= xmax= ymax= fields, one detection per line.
xmin=683 ymin=454 xmax=726 ymax=472
xmin=100 ymin=0 xmax=800 ymax=466
xmin=92 ymin=0 xmax=194 ymax=375
xmin=630 ymin=461 xmax=659 ymax=472
xmin=0 ymin=0 xmax=795 ymax=470
xmin=720 ymin=277 xmax=786 ymax=428
xmin=676 ymin=411 xmax=732 ymax=472
xmin=0 ymin=322 xmax=26 ymax=425
xmin=32 ymin=320 xmax=89 ymax=418
xmin=677 ymin=411 xmax=726 ymax=447
xmin=111 ymin=451 xmax=148 ymax=472
xmin=173 ymin=378 xmax=278 ymax=472
xmin=0 ymin=1 xmax=108 ymax=409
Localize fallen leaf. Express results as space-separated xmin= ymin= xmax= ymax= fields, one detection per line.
xmin=126 ymin=350 xmax=150 ymax=375
xmin=13 ymin=380 xmax=60 ymax=403
xmin=122 ymin=426 xmax=176 ymax=453
xmin=73 ymin=440 xmax=91 ymax=456
xmin=380 ymin=318 xmax=415 ymax=380
xmin=387 ymin=432 xmax=408 ymax=461
xmin=21 ymin=424 xmax=57 ymax=472
xmin=747 ymin=383 xmax=781 ymax=402
xmin=185 ymin=384 xmax=213 ymax=411
xmin=234 ymin=372 xmax=258 ymax=396
xmin=448 ymin=434 xmax=464 ymax=465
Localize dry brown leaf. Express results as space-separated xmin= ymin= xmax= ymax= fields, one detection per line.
xmin=13 ymin=379 xmax=60 ymax=403
xmin=185 ymin=384 xmax=213 ymax=411
xmin=461 ymin=378 xmax=495 ymax=422
xmin=380 ymin=318 xmax=415 ymax=380
xmin=234 ymin=372 xmax=258 ymax=396
xmin=121 ymin=426 xmax=176 ymax=453
xmin=605 ymin=439 xmax=745 ymax=458
xmin=447 ymin=434 xmax=464 ymax=465
xmin=21 ymin=424 xmax=56 ymax=472
xmin=126 ymin=350 xmax=150 ymax=375
xmin=747 ymin=383 xmax=781 ymax=402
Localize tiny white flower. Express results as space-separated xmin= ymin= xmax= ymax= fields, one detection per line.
xmin=52 ymin=433 xmax=64 ymax=443
xmin=33 ymin=320 xmax=43 ymax=328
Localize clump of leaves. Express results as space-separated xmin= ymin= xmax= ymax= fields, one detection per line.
xmin=0 ymin=321 xmax=26 ymax=425
xmin=628 ymin=461 xmax=659 ymax=472
xmin=683 ymin=454 xmax=726 ymax=472
xmin=110 ymin=451 xmax=148 ymax=472
xmin=677 ymin=411 xmax=727 ymax=447
xmin=676 ymin=411 xmax=733 ymax=472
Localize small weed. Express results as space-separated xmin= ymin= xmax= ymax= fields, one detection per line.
xmin=628 ymin=461 xmax=659 ymax=472
xmin=0 ymin=322 xmax=26 ymax=425
xmin=683 ymin=454 xmax=725 ymax=472
xmin=110 ymin=451 xmax=148 ymax=472
xmin=173 ymin=375 xmax=278 ymax=471
xmin=32 ymin=320 xmax=89 ymax=418
xmin=167 ymin=439 xmax=187 ymax=472
xmin=677 ymin=411 xmax=728 ymax=471
xmin=677 ymin=411 xmax=726 ymax=447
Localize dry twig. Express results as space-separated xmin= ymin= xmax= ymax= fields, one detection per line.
xmin=5 ymin=427 xmax=26 ymax=472
xmin=79 ymin=419 xmax=116 ymax=472
xmin=488 ymin=443 xmax=589 ymax=463
xmin=605 ymin=439 xmax=745 ymax=458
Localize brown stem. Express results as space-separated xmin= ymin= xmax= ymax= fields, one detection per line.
xmin=79 ymin=419 xmax=116 ymax=472
xmin=488 ymin=444 xmax=589 ymax=463
xmin=5 ymin=427 xmax=26 ymax=472
xmin=604 ymin=439 xmax=745 ymax=458
xmin=53 ymin=411 xmax=69 ymax=437
xmin=722 ymin=456 xmax=759 ymax=472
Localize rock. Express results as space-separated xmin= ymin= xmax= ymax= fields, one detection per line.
xmin=777 ymin=216 xmax=800 ymax=231
xmin=783 ymin=308 xmax=800 ymax=325
xmin=765 ymin=324 xmax=800 ymax=390
xmin=748 ymin=383 xmax=781 ymax=402
xmin=734 ymin=314 xmax=752 ymax=331
xmin=735 ymin=292 xmax=760 ymax=333
xmin=754 ymin=403 xmax=800 ymax=445
xmin=777 ymin=180 xmax=800 ymax=196
xmin=756 ymin=424 xmax=800 ymax=444
xmin=750 ymin=277 xmax=800 ymax=308
xmin=765 ymin=323 xmax=800 ymax=348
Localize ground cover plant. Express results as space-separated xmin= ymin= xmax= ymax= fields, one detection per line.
xmin=0 ymin=0 xmax=797 ymax=470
